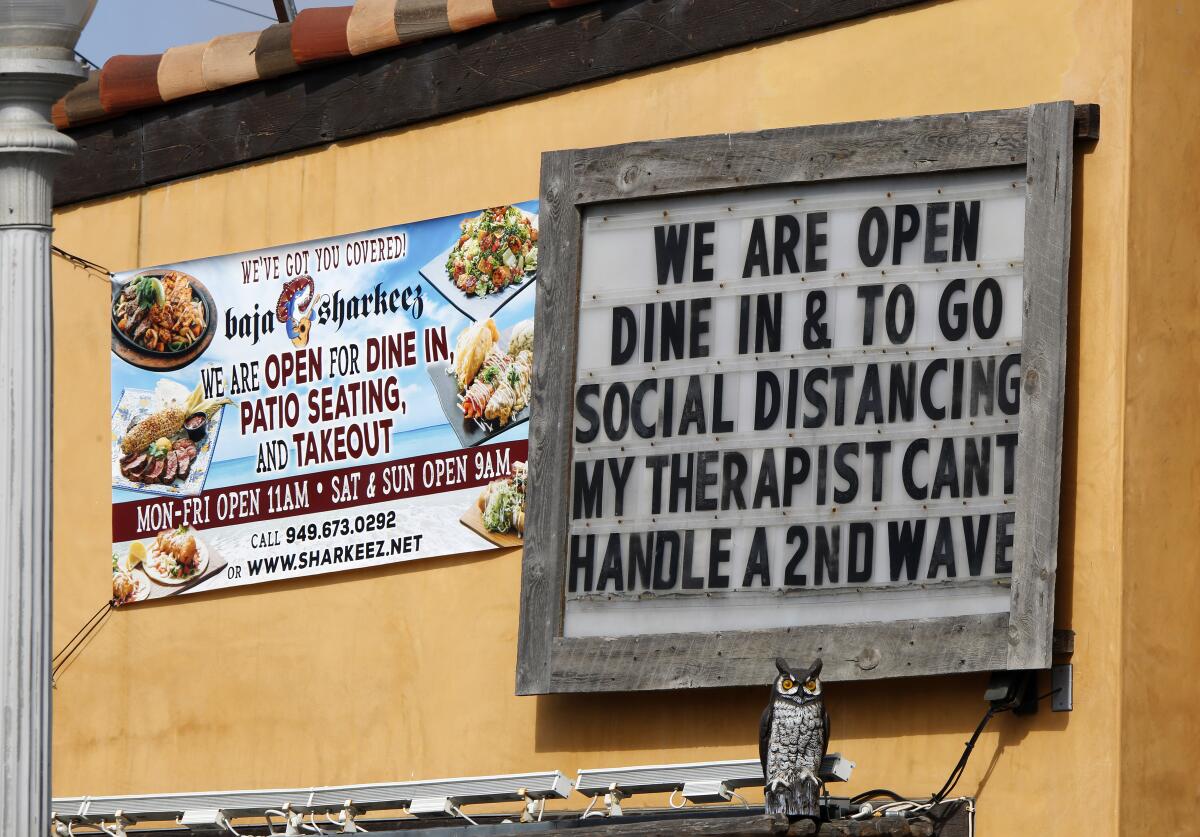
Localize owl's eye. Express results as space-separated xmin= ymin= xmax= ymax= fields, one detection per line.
xmin=805 ymin=679 xmax=817 ymax=691
xmin=781 ymin=678 xmax=795 ymax=690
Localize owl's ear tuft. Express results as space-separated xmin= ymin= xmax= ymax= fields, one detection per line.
xmin=775 ymin=657 xmax=791 ymax=676
xmin=806 ymin=658 xmax=823 ymax=679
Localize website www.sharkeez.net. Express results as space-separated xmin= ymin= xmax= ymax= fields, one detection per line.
xmin=246 ymin=535 xmax=424 ymax=578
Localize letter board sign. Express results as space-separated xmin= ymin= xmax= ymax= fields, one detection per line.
xmin=517 ymin=104 xmax=1076 ymax=693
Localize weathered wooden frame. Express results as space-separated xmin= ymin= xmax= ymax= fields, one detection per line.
xmin=517 ymin=103 xmax=1079 ymax=694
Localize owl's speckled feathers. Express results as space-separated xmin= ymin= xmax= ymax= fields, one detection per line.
xmin=759 ymin=658 xmax=828 ymax=819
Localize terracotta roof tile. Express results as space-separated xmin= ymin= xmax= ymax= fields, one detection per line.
xmin=52 ymin=0 xmax=601 ymax=130
xmin=291 ymin=6 xmax=355 ymax=64
xmin=157 ymin=41 xmax=209 ymax=102
xmin=254 ymin=22 xmax=299 ymax=79
xmin=394 ymin=0 xmax=453 ymax=44
xmin=202 ymin=31 xmax=261 ymax=91
xmin=99 ymin=54 xmax=163 ymax=113
xmin=447 ymin=0 xmax=498 ymax=32
xmin=347 ymin=0 xmax=402 ymax=55
xmin=63 ymin=71 xmax=104 ymax=124
xmin=50 ymin=98 xmax=68 ymax=130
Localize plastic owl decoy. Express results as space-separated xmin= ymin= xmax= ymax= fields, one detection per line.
xmin=760 ymin=657 xmax=828 ymax=819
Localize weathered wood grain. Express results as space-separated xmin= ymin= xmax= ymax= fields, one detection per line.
xmin=1073 ymin=102 xmax=1100 ymax=142
xmin=1053 ymin=627 xmax=1075 ymax=656
xmin=546 ymin=615 xmax=1010 ymax=692
xmin=52 ymin=118 xmax=143 ymax=204
xmin=1006 ymin=101 xmax=1073 ymax=671
xmin=813 ymin=819 xmax=935 ymax=836
xmin=494 ymin=0 xmax=553 ymax=18
xmin=353 ymin=816 xmax=939 ymax=837
xmin=565 ymin=814 xmax=789 ymax=837
xmin=516 ymin=150 xmax=581 ymax=696
xmin=56 ymin=0 xmax=945 ymax=205
xmin=567 ymin=108 xmax=1030 ymax=204
xmin=519 ymin=103 xmax=1078 ymax=693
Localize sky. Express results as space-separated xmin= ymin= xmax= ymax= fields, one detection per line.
xmin=76 ymin=0 xmax=348 ymax=68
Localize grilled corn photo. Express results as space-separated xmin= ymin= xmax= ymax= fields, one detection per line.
xmin=118 ymin=382 xmax=232 ymax=456
xmin=120 ymin=406 xmax=185 ymax=455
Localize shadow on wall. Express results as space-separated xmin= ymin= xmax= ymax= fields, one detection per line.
xmin=533 ymin=670 xmax=1068 ymax=761
xmin=1054 ymin=141 xmax=1099 ymax=634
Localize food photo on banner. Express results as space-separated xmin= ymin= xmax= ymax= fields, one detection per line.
xmin=109 ymin=202 xmax=539 ymax=604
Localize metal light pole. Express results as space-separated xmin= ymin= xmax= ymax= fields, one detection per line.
xmin=0 ymin=2 xmax=92 ymax=835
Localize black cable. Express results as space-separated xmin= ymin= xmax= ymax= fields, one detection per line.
xmin=848 ymin=788 xmax=908 ymax=806
xmin=52 ymin=604 xmax=112 ymax=674
xmin=930 ymin=687 xmax=1063 ymax=805
xmin=852 ymin=686 xmax=1064 ymax=825
xmin=204 ymin=0 xmax=276 ymax=21
xmin=52 ymin=612 xmax=111 ymax=680
xmin=930 ymin=704 xmax=1006 ymax=804
xmin=50 ymin=245 xmax=114 ymax=280
xmin=52 ymin=600 xmax=113 ymax=664
xmin=51 ymin=601 xmax=115 ymax=680
xmin=74 ymin=49 xmax=100 ymax=70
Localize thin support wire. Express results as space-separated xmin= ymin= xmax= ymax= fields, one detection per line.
xmin=203 ymin=0 xmax=276 ymax=22
xmin=53 ymin=600 xmax=112 ymax=664
xmin=50 ymin=245 xmax=114 ymax=282
xmin=52 ymin=601 xmax=115 ymax=684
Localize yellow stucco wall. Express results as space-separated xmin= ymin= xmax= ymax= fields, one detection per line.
xmin=50 ymin=1 xmax=1137 ymax=834
xmin=1121 ymin=2 xmax=1200 ymax=834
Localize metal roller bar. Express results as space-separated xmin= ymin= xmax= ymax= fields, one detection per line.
xmin=574 ymin=756 xmax=853 ymax=798
xmin=52 ymin=771 xmax=572 ymax=823
xmin=50 ymin=756 xmax=861 ymax=828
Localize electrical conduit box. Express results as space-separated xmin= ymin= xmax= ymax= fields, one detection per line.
xmin=681 ymin=781 xmax=733 ymax=804
xmin=408 ymin=797 xmax=457 ymax=818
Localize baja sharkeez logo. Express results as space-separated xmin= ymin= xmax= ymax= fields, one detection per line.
xmin=276 ymin=275 xmax=320 ymax=349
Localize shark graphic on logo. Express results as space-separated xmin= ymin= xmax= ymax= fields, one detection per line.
xmin=275 ymin=275 xmax=322 ymax=348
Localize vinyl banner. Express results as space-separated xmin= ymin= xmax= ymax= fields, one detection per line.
xmin=110 ymin=202 xmax=538 ymax=604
